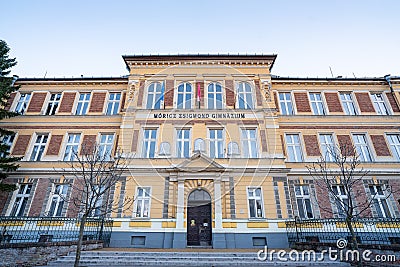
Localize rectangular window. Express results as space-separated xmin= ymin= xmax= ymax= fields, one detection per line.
xmin=177 ymin=83 xmax=193 ymax=109
xmin=319 ymin=134 xmax=335 ymax=162
xmin=369 ymin=185 xmax=392 ymax=218
xmin=75 ymin=93 xmax=91 ymax=115
xmin=247 ymin=187 xmax=264 ymax=218
xmin=99 ymin=134 xmax=114 ymax=161
xmin=106 ymin=93 xmax=121 ymax=115
xmin=241 ymin=129 xmax=258 ymax=158
xmin=285 ymin=134 xmax=303 ymax=162
xmin=0 ymin=134 xmax=15 ymax=157
xmin=10 ymin=184 xmax=32 ymax=217
xmin=340 ymin=93 xmax=357 ymax=115
xmin=371 ymin=93 xmax=390 ymax=115
xmin=352 ymin=134 xmax=373 ymax=162
xmin=30 ymin=134 xmax=48 ymax=161
xmin=177 ymin=129 xmax=191 ymax=158
xmin=387 ymin=134 xmax=400 ymax=160
xmin=142 ymin=129 xmax=157 ymax=158
xmin=45 ymin=93 xmax=61 ymax=115
xmin=146 ymin=82 xmax=163 ymax=109
xmin=295 ymin=185 xmax=314 ymax=219
xmin=332 ymin=185 xmax=348 ymax=218
xmin=237 ymin=82 xmax=254 ymax=109
xmin=207 ymin=83 xmax=223 ymax=109
xmin=209 ymin=129 xmax=224 ymax=158
xmin=47 ymin=184 xmax=68 ymax=217
xmin=14 ymin=93 xmax=31 ymax=114
xmin=90 ymin=185 xmax=104 ymax=217
xmin=278 ymin=93 xmax=294 ymax=115
xmin=309 ymin=93 xmax=326 ymax=115
xmin=63 ymin=133 xmax=81 ymax=161
xmin=134 ymin=187 xmax=151 ymax=218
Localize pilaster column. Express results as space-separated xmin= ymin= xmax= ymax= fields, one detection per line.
xmin=176 ymin=179 xmax=185 ymax=229
xmin=214 ymin=178 xmax=223 ymax=229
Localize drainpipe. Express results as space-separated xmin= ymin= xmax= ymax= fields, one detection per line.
xmin=384 ymin=75 xmax=400 ymax=110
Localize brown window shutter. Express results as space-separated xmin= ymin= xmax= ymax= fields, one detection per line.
xmin=274 ymin=92 xmax=280 ymax=112
xmin=12 ymin=135 xmax=31 ymax=156
xmin=58 ymin=92 xmax=76 ymax=113
xmin=120 ymin=92 xmax=126 ymax=111
xmin=254 ymin=80 xmax=263 ymax=107
xmin=46 ymin=135 xmax=64 ymax=156
xmin=5 ymin=92 xmax=16 ymax=111
xmin=386 ymin=92 xmax=400 ymax=112
xmin=260 ymin=130 xmax=267 ymax=152
xmin=355 ymin=92 xmax=375 ymax=112
xmin=80 ymin=135 xmax=96 ymax=155
xmin=225 ymin=80 xmax=235 ymax=107
xmin=89 ymin=92 xmax=106 ymax=113
xmin=164 ymin=80 xmax=175 ymax=108
xmin=294 ymin=92 xmax=311 ymax=112
xmin=131 ymin=130 xmax=139 ymax=152
xmin=371 ymin=135 xmax=391 ymax=156
xmin=303 ymin=135 xmax=320 ymax=156
xmin=324 ymin=92 xmax=343 ymax=112
xmin=28 ymin=179 xmax=49 ymax=217
xmin=337 ymin=135 xmax=354 ymax=156
xmin=136 ymin=80 xmax=145 ymax=108
xmin=27 ymin=92 xmax=47 ymax=113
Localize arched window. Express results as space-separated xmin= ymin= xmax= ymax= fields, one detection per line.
xmin=237 ymin=82 xmax=254 ymax=109
xmin=227 ymin=141 xmax=240 ymax=157
xmin=177 ymin=82 xmax=193 ymax=109
xmin=188 ymin=189 xmax=211 ymax=202
xmin=194 ymin=138 xmax=205 ymax=153
xmin=146 ymin=82 xmax=163 ymax=109
xmin=207 ymin=82 xmax=223 ymax=109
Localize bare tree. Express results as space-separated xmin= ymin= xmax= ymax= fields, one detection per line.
xmin=59 ymin=143 xmax=133 ymax=267
xmin=307 ymin=144 xmax=393 ymax=252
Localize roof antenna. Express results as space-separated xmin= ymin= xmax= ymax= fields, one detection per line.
xmin=329 ymin=66 xmax=334 ymax=78
xmin=352 ymin=72 xmax=356 ymax=78
xmin=44 ymin=70 xmax=47 ymax=78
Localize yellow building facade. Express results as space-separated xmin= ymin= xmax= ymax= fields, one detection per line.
xmin=1 ymin=55 xmax=400 ymax=248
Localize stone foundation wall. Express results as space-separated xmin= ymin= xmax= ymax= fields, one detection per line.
xmin=0 ymin=240 xmax=103 ymax=267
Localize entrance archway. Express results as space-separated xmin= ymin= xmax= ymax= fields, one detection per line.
xmin=187 ymin=189 xmax=212 ymax=246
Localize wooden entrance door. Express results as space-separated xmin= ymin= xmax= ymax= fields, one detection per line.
xmin=187 ymin=203 xmax=212 ymax=246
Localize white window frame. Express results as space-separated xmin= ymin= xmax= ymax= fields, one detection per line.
xmin=46 ymin=184 xmax=68 ymax=217
xmin=352 ymin=134 xmax=373 ymax=162
xmin=63 ymin=133 xmax=81 ymax=161
xmin=278 ymin=92 xmax=294 ymax=115
xmin=99 ymin=133 xmax=115 ymax=161
xmin=207 ymin=82 xmax=223 ymax=110
xmin=89 ymin=185 xmax=105 ymax=217
xmin=176 ymin=82 xmax=193 ymax=109
xmin=295 ymin=185 xmax=314 ymax=219
xmin=30 ymin=134 xmax=48 ymax=161
xmin=247 ymin=187 xmax=264 ymax=218
xmin=75 ymin=93 xmax=91 ymax=115
xmin=14 ymin=93 xmax=31 ymax=114
xmin=106 ymin=92 xmax=121 ymax=115
xmin=146 ymin=82 xmax=164 ymax=109
xmin=309 ymin=92 xmax=326 ymax=115
xmin=369 ymin=185 xmax=392 ymax=218
xmin=236 ymin=82 xmax=254 ymax=109
xmin=285 ymin=134 xmax=303 ymax=162
xmin=371 ymin=93 xmax=390 ymax=115
xmin=387 ymin=134 xmax=400 ymax=160
xmin=176 ymin=128 xmax=191 ymax=158
xmin=134 ymin=187 xmax=151 ymax=218
xmin=332 ymin=185 xmax=349 ymax=218
xmin=208 ymin=128 xmax=224 ymax=158
xmin=0 ymin=134 xmax=15 ymax=157
xmin=142 ymin=129 xmax=158 ymax=158
xmin=45 ymin=93 xmax=62 ymax=115
xmin=241 ymin=128 xmax=258 ymax=158
xmin=319 ymin=134 xmax=336 ymax=162
xmin=8 ymin=184 xmax=32 ymax=217
xmin=340 ymin=92 xmax=358 ymax=115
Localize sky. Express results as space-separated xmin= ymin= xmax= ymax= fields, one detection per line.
xmin=1 ymin=0 xmax=399 ymax=79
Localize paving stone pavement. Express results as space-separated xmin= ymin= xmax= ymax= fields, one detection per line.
xmin=41 ymin=250 xmax=352 ymax=266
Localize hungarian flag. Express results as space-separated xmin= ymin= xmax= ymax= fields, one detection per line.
xmin=197 ymin=82 xmax=201 ymax=108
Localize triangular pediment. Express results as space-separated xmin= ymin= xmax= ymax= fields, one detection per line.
xmin=174 ymin=152 xmax=225 ymax=172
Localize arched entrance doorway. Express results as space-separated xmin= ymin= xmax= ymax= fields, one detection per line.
xmin=187 ymin=189 xmax=212 ymax=246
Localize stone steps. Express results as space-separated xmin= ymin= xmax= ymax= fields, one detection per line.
xmin=43 ymin=251 xmax=351 ymax=266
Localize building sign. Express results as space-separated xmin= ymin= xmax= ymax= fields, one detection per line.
xmin=153 ymin=112 xmax=246 ymax=119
